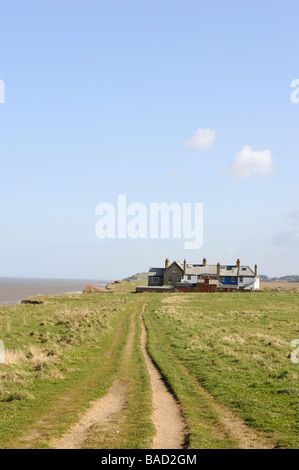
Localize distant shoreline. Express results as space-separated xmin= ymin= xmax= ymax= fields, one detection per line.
xmin=0 ymin=278 xmax=112 ymax=306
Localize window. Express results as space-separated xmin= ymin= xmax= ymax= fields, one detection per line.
xmin=221 ymin=276 xmax=226 ymax=282
xmin=232 ymin=277 xmax=236 ymax=282
xmin=172 ymin=268 xmax=177 ymax=273
xmin=239 ymin=276 xmax=243 ymax=282
xmin=188 ymin=275 xmax=192 ymax=280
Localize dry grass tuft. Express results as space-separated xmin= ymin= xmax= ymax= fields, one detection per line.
xmin=83 ymin=284 xmax=107 ymax=294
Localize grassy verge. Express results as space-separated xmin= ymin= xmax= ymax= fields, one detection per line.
xmin=0 ymin=293 xmax=133 ymax=448
xmin=144 ymin=292 xmax=299 ymax=449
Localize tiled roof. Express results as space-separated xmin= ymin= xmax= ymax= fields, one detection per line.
xmin=185 ymin=265 xmax=217 ymax=275
xmin=148 ymin=268 xmax=165 ymax=277
xmin=185 ymin=264 xmax=255 ymax=277
xmin=149 ymin=263 xmax=256 ymax=277
xmin=237 ymin=266 xmax=255 ymax=276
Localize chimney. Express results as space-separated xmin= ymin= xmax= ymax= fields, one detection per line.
xmin=203 ymin=258 xmax=207 ymax=267
xmin=255 ymin=264 xmax=258 ymax=277
xmin=217 ymin=262 xmax=221 ymax=279
xmin=184 ymin=259 xmax=187 ymax=274
xmin=236 ymin=259 xmax=241 ymax=269
xmin=165 ymin=258 xmax=170 ymax=268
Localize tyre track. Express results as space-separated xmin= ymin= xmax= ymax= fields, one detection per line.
xmin=140 ymin=303 xmax=185 ymax=449
xmin=50 ymin=379 xmax=127 ymax=449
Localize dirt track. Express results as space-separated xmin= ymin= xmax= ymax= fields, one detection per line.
xmin=50 ymin=379 xmax=127 ymax=449
xmin=50 ymin=303 xmax=185 ymax=449
xmin=140 ymin=304 xmax=185 ymax=449
xmin=25 ymin=302 xmax=273 ymax=449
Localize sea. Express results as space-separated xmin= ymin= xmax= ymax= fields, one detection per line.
xmin=0 ymin=278 xmax=111 ymax=306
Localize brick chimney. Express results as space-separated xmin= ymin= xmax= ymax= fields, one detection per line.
xmin=217 ymin=262 xmax=221 ymax=280
xmin=165 ymin=258 xmax=170 ymax=268
xmin=236 ymin=259 xmax=241 ymax=270
xmin=203 ymin=258 xmax=207 ymax=267
xmin=255 ymin=264 xmax=258 ymax=277
xmin=184 ymin=259 xmax=187 ymax=274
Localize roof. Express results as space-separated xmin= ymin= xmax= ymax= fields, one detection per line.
xmin=174 ymin=261 xmax=184 ymax=268
xmin=148 ymin=263 xmax=256 ymax=277
xmin=148 ymin=268 xmax=165 ymax=277
xmin=220 ymin=266 xmax=239 ymax=276
xmin=237 ymin=266 xmax=255 ymax=276
xmin=165 ymin=261 xmax=184 ymax=271
xmin=185 ymin=264 xmax=255 ymax=277
xmin=185 ymin=264 xmax=217 ymax=275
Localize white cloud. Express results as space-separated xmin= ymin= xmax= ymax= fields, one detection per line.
xmin=186 ymin=128 xmax=216 ymax=150
xmin=228 ymin=146 xmax=275 ymax=178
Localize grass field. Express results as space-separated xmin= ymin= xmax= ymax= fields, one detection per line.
xmin=0 ymin=293 xmax=153 ymax=449
xmin=144 ymin=292 xmax=299 ymax=448
xmin=0 ymin=289 xmax=298 ymax=449
xmin=260 ymin=281 xmax=299 ymax=291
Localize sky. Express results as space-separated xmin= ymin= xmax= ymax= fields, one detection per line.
xmin=0 ymin=0 xmax=298 ymax=279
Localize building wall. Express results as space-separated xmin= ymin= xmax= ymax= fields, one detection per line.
xmin=174 ymin=284 xmax=196 ymax=293
xmin=238 ymin=276 xmax=259 ymax=290
xmin=148 ymin=276 xmax=163 ymax=286
xmin=220 ymin=276 xmax=238 ymax=286
xmin=197 ymin=283 xmax=217 ymax=292
xmin=175 ymin=282 xmax=218 ymax=293
xmin=164 ymin=263 xmax=184 ymax=286
xmin=136 ymin=286 xmax=174 ymax=293
xmin=183 ymin=274 xmax=197 ymax=284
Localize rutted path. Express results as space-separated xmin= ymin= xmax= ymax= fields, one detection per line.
xmin=50 ymin=379 xmax=127 ymax=449
xmin=178 ymin=359 xmax=274 ymax=449
xmin=50 ymin=311 xmax=131 ymax=449
xmin=49 ymin=304 xmax=145 ymax=449
xmin=140 ymin=303 xmax=185 ymax=449
xmin=17 ymin=309 xmax=130 ymax=450
xmin=16 ymin=299 xmax=273 ymax=449
xmin=51 ymin=303 xmax=186 ymax=449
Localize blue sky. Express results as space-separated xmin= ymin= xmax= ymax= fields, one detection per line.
xmin=0 ymin=0 xmax=298 ymax=279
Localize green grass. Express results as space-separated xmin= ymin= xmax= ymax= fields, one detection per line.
xmin=1 ymin=290 xmax=298 ymax=449
xmin=144 ymin=292 xmax=299 ymax=449
xmin=0 ymin=293 xmax=155 ymax=449
xmin=0 ymin=293 xmax=134 ymax=448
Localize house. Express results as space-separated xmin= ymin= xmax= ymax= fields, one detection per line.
xmin=140 ymin=258 xmax=259 ymax=293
